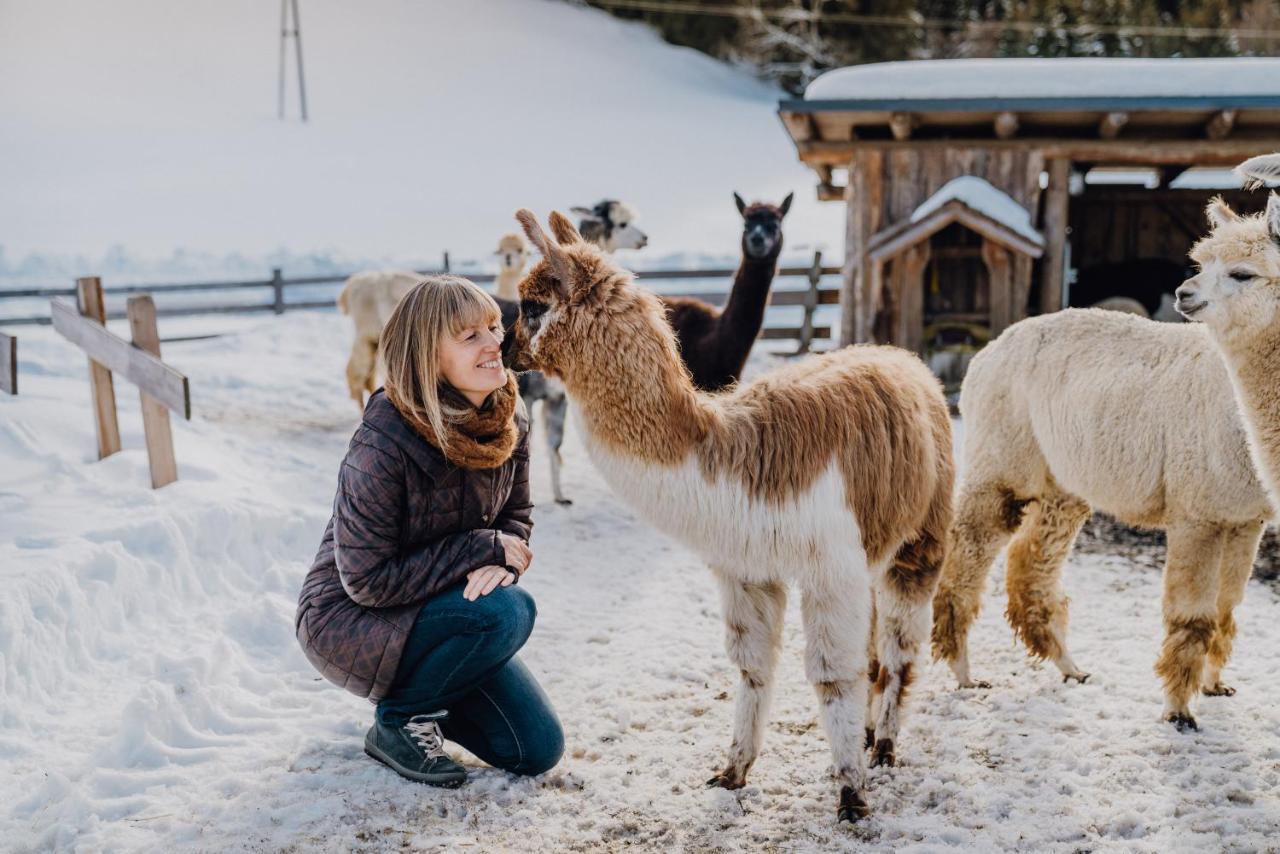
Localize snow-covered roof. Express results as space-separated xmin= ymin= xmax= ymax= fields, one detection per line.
xmin=911 ymin=177 xmax=1044 ymax=248
xmin=805 ymin=58 xmax=1280 ymax=104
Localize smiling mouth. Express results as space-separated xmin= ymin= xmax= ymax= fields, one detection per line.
xmin=478 ymin=359 xmax=502 ymax=370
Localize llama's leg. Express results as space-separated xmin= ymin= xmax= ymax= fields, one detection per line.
xmin=931 ymin=483 xmax=1026 ymax=688
xmin=870 ymin=526 xmax=946 ymax=767
xmin=1003 ymin=488 xmax=1091 ymax=682
xmin=346 ymin=336 xmax=377 ymax=408
xmin=801 ymin=571 xmax=872 ymax=822
xmin=706 ymin=576 xmax=787 ymax=790
xmin=544 ymin=390 xmax=571 ymax=505
xmin=1156 ymin=522 xmax=1226 ymax=730
xmin=1203 ymin=521 xmax=1264 ymax=697
xmin=864 ymin=592 xmax=879 ymax=751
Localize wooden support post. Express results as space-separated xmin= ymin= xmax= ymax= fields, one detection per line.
xmin=271 ymin=267 xmax=285 ymax=315
xmin=841 ymin=150 xmax=883 ymax=345
xmin=1206 ymin=109 xmax=1237 ymax=141
xmin=1040 ymin=158 xmax=1071 ymax=316
xmin=982 ymin=240 xmax=1014 ymax=335
xmin=127 ymin=296 xmax=178 ymax=488
xmin=0 ymin=332 xmax=15 ymax=395
xmin=1098 ymin=111 xmax=1129 ymax=139
xmin=76 ymin=276 xmax=122 ymax=459
xmin=895 ymin=243 xmax=931 ymax=355
xmin=796 ymin=249 xmax=823 ymax=354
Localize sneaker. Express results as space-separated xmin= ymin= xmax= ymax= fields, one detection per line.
xmin=364 ymin=711 xmax=467 ymax=788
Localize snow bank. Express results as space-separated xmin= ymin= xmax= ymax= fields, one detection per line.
xmin=911 ymin=176 xmax=1044 ymax=247
xmin=805 ymin=57 xmax=1280 ymax=101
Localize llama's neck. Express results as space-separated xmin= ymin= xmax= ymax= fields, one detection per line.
xmin=715 ymin=250 xmax=780 ymax=358
xmin=496 ymin=269 xmax=521 ymax=300
xmin=1220 ymin=332 xmax=1280 ymax=510
xmin=566 ymin=291 xmax=712 ymax=467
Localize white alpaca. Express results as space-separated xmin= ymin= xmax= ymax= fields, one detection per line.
xmin=931 ymin=304 xmax=1272 ymax=731
xmin=514 ymin=209 xmax=953 ymax=822
xmin=337 ymin=270 xmax=418 ymax=407
xmin=570 ymin=199 xmax=648 ymax=251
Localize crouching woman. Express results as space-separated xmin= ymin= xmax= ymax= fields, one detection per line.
xmin=296 ymin=275 xmax=562 ymax=787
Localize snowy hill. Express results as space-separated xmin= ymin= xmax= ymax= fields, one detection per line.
xmin=0 ymin=0 xmax=842 ymax=282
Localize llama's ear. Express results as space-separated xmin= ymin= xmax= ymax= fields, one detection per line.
xmin=548 ymin=210 xmax=583 ymax=245
xmin=1235 ymin=152 xmax=1280 ymax=191
xmin=515 ymin=209 xmax=572 ymax=295
xmin=1206 ymin=196 xmax=1240 ymax=229
xmin=778 ymin=192 xmax=794 ymax=218
xmin=734 ymin=192 xmax=746 ymax=216
xmin=1267 ymin=192 xmax=1280 ymax=246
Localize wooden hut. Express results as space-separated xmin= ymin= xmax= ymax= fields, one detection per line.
xmin=778 ymin=58 xmax=1280 ymax=351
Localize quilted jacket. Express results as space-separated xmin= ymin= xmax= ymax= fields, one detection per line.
xmin=295 ymin=389 xmax=532 ymax=700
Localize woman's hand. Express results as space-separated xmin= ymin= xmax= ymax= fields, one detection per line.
xmin=499 ymin=533 xmax=533 ymax=576
xmin=464 ymin=565 xmax=516 ymax=601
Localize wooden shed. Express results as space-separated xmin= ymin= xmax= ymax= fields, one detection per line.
xmin=778 ymin=57 xmax=1280 ymax=352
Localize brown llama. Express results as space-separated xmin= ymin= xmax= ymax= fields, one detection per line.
xmin=513 ymin=208 xmax=953 ymax=822
xmin=663 ymin=192 xmax=793 ymax=391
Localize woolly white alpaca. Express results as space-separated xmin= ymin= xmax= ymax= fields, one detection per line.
xmin=494 ymin=233 xmax=528 ymax=300
xmin=931 ymin=300 xmax=1273 ymax=730
xmin=337 ymin=270 xmax=418 ymax=407
xmin=1175 ymin=160 xmax=1280 ymax=516
xmin=514 ymin=209 xmax=953 ymax=822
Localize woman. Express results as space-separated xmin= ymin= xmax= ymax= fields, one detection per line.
xmin=296 ymin=275 xmax=562 ymax=787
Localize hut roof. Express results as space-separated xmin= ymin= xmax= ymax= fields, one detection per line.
xmin=868 ymin=178 xmax=1045 ymax=262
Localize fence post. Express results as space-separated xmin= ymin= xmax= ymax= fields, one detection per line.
xmin=271 ymin=267 xmax=285 ymax=315
xmin=0 ymin=332 xmax=15 ymax=395
xmin=442 ymin=251 xmax=451 ymax=274
xmin=75 ymin=276 xmax=122 ymax=458
xmin=127 ymin=295 xmax=179 ymax=488
xmin=796 ymin=250 xmax=823 ymax=354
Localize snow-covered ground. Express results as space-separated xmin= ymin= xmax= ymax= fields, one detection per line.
xmin=0 ymin=0 xmax=843 ymax=285
xmin=4 ymin=311 xmax=1280 ymax=852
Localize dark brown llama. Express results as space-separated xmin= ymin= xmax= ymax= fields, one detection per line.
xmin=662 ymin=192 xmax=792 ymax=392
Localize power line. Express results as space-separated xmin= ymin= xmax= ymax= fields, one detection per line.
xmin=587 ymin=0 xmax=1280 ymax=41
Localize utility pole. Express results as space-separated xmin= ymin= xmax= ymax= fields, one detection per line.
xmin=278 ymin=0 xmax=308 ymax=122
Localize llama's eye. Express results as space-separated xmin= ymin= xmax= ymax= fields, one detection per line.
xmin=617 ymin=223 xmax=627 ymax=229
xmin=1229 ymin=271 xmax=1255 ymax=282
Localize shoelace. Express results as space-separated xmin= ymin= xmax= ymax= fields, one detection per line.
xmin=404 ymin=717 xmax=447 ymax=758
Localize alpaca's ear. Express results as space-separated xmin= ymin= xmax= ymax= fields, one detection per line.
xmin=734 ymin=192 xmax=746 ymax=216
xmin=1235 ymin=152 xmax=1280 ymax=190
xmin=778 ymin=192 xmax=794 ymax=218
xmin=515 ymin=209 xmax=572 ymax=295
xmin=1267 ymin=192 xmax=1280 ymax=246
xmin=1206 ymin=196 xmax=1240 ymax=229
xmin=548 ymin=210 xmax=583 ymax=245
xmin=570 ymin=206 xmax=601 ymax=223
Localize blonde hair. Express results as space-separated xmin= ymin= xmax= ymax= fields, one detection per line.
xmin=380 ymin=275 xmax=503 ymax=456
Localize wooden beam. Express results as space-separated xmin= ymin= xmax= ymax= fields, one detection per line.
xmin=1098 ymin=111 xmax=1129 ymax=139
xmin=994 ymin=111 xmax=1019 ymax=140
xmin=889 ymin=112 xmax=916 ymax=141
xmin=1040 ymin=158 xmax=1071 ymax=315
xmin=868 ymin=201 xmax=1045 ymax=264
xmin=781 ymin=111 xmax=817 ymax=142
xmin=0 ymin=332 xmax=15 ymax=395
xmin=75 ymin=277 xmax=122 ymax=459
xmin=817 ymin=183 xmax=845 ymax=202
xmin=796 ymin=137 xmax=1280 ymax=167
xmin=759 ymin=325 xmax=830 ymax=341
xmin=127 ymin=296 xmax=179 ymax=488
xmin=52 ymin=298 xmax=191 ymax=419
xmin=983 ymin=239 xmax=1014 ymax=334
xmin=1206 ymin=109 xmax=1237 ymax=141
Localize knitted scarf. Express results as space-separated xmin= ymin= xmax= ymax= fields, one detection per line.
xmin=387 ymin=371 xmax=519 ymax=470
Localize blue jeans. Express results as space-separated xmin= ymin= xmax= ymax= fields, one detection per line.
xmin=376 ymin=584 xmax=563 ymax=776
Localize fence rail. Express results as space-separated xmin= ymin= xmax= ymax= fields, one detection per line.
xmin=0 ymin=257 xmax=844 ymax=345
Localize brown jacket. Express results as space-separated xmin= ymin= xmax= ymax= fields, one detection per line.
xmin=295 ymin=390 xmax=532 ymax=700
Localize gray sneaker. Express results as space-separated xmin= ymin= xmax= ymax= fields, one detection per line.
xmin=364 ymin=711 xmax=467 ymax=788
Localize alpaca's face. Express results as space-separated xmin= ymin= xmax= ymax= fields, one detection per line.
xmin=570 ymin=201 xmax=648 ymax=252
xmin=495 ymin=235 xmax=527 ymax=274
xmin=735 ymin=192 xmax=792 ymax=260
xmin=1177 ymin=193 xmax=1280 ymax=340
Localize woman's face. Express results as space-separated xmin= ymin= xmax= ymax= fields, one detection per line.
xmin=439 ymin=317 xmax=506 ymax=406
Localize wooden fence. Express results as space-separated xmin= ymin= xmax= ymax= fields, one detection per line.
xmin=0 ymin=253 xmax=843 ymax=347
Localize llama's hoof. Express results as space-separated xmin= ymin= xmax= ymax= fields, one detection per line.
xmin=871 ymin=738 xmax=896 ymax=768
xmin=1203 ymin=683 xmax=1236 ymax=697
xmin=837 ymin=785 xmax=870 ymax=823
xmin=705 ymin=770 xmax=745 ymax=790
xmin=958 ymin=679 xmax=992 ymax=690
xmin=864 ymin=727 xmax=875 ymax=750
xmin=1165 ymin=712 xmax=1199 ymax=732
xmin=1062 ymin=671 xmax=1090 ymax=685
xmin=554 ymin=497 xmax=573 ymax=506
